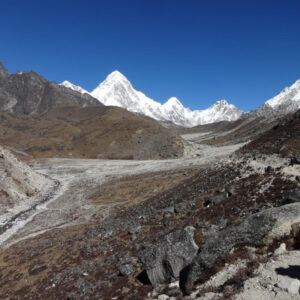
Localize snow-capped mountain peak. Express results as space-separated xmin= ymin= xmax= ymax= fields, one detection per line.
xmin=265 ymin=79 xmax=300 ymax=108
xmin=106 ymin=70 xmax=127 ymax=81
xmin=249 ymin=78 xmax=300 ymax=117
xmin=61 ymin=80 xmax=88 ymax=94
xmin=61 ymin=71 xmax=244 ymax=127
xmin=163 ymin=97 xmax=184 ymax=108
xmin=214 ymin=99 xmax=229 ymax=106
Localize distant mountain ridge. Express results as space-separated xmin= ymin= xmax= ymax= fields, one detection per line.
xmin=62 ymin=71 xmax=300 ymax=126
xmin=0 ymin=62 xmax=102 ymax=116
xmin=63 ymin=71 xmax=243 ymax=127
xmin=247 ymin=79 xmax=300 ymax=118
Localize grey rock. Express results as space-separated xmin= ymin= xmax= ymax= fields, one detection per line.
xmin=157 ymin=295 xmax=169 ymax=300
xmin=274 ymin=243 xmax=286 ymax=256
xmin=118 ymin=264 xmax=134 ymax=276
xmin=225 ymin=185 xmax=236 ymax=197
xmin=128 ymin=223 xmax=141 ymax=235
xmin=0 ymin=63 xmax=102 ymax=115
xmin=163 ymin=206 xmax=175 ymax=216
xmin=140 ymin=226 xmax=199 ymax=287
xmin=204 ymin=193 xmax=227 ymax=207
xmin=276 ymin=277 xmax=300 ymax=295
xmin=180 ymin=203 xmax=300 ymax=293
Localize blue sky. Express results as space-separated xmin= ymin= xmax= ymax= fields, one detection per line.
xmin=1 ymin=0 xmax=300 ymax=111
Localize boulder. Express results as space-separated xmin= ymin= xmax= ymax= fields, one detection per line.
xmin=276 ymin=277 xmax=300 ymax=295
xmin=180 ymin=203 xmax=300 ymax=294
xmin=140 ymin=226 xmax=198 ymax=287
xmin=282 ymin=189 xmax=300 ymax=204
xmin=204 ymin=193 xmax=227 ymax=207
xmin=118 ymin=264 xmax=134 ymax=276
xmin=274 ymin=243 xmax=286 ymax=256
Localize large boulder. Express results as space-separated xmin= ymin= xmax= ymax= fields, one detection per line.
xmin=282 ymin=188 xmax=300 ymax=204
xmin=180 ymin=203 xmax=300 ymax=294
xmin=140 ymin=226 xmax=198 ymax=287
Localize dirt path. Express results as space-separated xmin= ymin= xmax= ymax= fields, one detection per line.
xmin=0 ymin=141 xmax=246 ymax=248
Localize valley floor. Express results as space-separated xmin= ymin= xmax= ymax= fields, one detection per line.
xmin=0 ymin=137 xmax=244 ymax=249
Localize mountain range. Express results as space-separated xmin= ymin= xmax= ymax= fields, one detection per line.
xmin=1 ymin=60 xmax=299 ymax=127
xmin=62 ymin=71 xmax=243 ymax=127
xmin=62 ymin=71 xmax=300 ymax=127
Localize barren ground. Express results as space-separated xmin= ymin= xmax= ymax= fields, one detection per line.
xmin=0 ymin=136 xmax=245 ymax=249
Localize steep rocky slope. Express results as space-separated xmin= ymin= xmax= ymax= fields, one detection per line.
xmin=0 ymin=62 xmax=101 ymax=116
xmin=0 ymin=145 xmax=51 ymax=229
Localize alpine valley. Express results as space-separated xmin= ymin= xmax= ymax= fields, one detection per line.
xmin=0 ymin=61 xmax=299 ymax=300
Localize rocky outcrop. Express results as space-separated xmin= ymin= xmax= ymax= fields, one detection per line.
xmin=140 ymin=226 xmax=198 ymax=287
xmin=0 ymin=62 xmax=102 ymax=115
xmin=180 ymin=202 xmax=300 ymax=294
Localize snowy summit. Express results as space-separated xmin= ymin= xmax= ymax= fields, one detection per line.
xmin=62 ymin=71 xmax=243 ymax=127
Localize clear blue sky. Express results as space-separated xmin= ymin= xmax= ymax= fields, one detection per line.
xmin=1 ymin=0 xmax=300 ymax=111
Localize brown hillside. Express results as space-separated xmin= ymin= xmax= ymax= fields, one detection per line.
xmin=0 ymin=106 xmax=184 ymax=160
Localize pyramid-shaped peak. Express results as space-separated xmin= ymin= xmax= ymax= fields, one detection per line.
xmin=164 ymin=97 xmax=183 ymax=108
xmin=106 ymin=70 xmax=129 ymax=82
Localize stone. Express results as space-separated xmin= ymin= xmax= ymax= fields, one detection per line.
xmin=128 ymin=223 xmax=141 ymax=235
xmin=276 ymin=277 xmax=300 ymax=295
xmin=140 ymin=226 xmax=199 ymax=287
xmin=158 ymin=294 xmax=169 ymax=300
xmin=118 ymin=264 xmax=134 ymax=276
xmin=225 ymin=185 xmax=236 ymax=197
xmin=180 ymin=203 xmax=300 ymax=294
xmin=282 ymin=189 xmax=300 ymax=204
xmin=204 ymin=193 xmax=226 ymax=207
xmin=274 ymin=243 xmax=286 ymax=256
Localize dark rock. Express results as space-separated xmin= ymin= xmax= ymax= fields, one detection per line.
xmin=174 ymin=203 xmax=186 ymax=214
xmin=204 ymin=193 xmax=227 ymax=207
xmin=242 ymin=181 xmax=252 ymax=188
xmin=195 ymin=221 xmax=207 ymax=228
xmin=225 ymin=185 xmax=236 ymax=197
xmin=232 ymin=207 xmax=241 ymax=213
xmin=163 ymin=206 xmax=175 ymax=218
xmin=282 ymin=189 xmax=300 ymax=204
xmin=265 ymin=166 xmax=273 ymax=173
xmin=128 ymin=223 xmax=141 ymax=235
xmin=28 ymin=263 xmax=48 ymax=275
xmin=140 ymin=226 xmax=198 ymax=287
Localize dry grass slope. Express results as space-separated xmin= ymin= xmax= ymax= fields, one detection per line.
xmin=0 ymin=106 xmax=184 ymax=160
